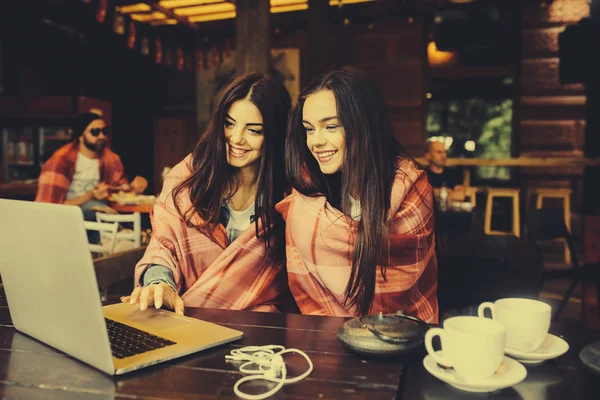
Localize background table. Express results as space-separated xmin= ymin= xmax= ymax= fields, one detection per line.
xmin=109 ymin=202 xmax=153 ymax=214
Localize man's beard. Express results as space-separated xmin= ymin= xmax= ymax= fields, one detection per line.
xmin=432 ymin=160 xmax=446 ymax=169
xmin=83 ymin=136 xmax=106 ymax=154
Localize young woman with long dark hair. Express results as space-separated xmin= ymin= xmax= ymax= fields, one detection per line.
xmin=123 ymin=73 xmax=294 ymax=315
xmin=277 ymin=67 xmax=438 ymax=321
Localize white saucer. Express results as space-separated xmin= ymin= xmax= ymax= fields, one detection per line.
xmin=504 ymin=334 xmax=569 ymax=364
xmin=423 ymin=351 xmax=527 ymax=393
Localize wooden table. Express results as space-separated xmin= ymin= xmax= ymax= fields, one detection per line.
xmin=93 ymin=246 xmax=147 ymax=289
xmin=0 ymin=287 xmax=599 ymax=399
xmin=109 ymin=202 xmax=153 ymax=214
xmin=0 ymin=182 xmax=37 ymax=200
xmin=0 ymin=293 xmax=404 ymax=399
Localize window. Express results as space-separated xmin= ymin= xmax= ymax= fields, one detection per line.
xmin=426 ymin=77 xmax=513 ymax=181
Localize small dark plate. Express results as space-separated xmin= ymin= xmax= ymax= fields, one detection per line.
xmin=338 ymin=311 xmax=430 ymax=357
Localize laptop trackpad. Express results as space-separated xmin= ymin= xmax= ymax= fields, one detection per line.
xmin=130 ymin=310 xmax=190 ymax=331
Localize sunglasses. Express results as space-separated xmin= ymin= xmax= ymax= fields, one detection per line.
xmin=90 ymin=127 xmax=110 ymax=137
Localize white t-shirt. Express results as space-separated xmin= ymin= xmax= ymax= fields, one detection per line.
xmin=65 ymin=153 xmax=100 ymax=200
xmin=349 ymin=196 xmax=361 ymax=221
xmin=225 ymin=203 xmax=255 ymax=243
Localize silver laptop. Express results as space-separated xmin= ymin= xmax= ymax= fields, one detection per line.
xmin=0 ymin=199 xmax=243 ymax=375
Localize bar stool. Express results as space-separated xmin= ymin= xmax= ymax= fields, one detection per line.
xmin=532 ymin=188 xmax=572 ymax=264
xmin=465 ymin=186 xmax=479 ymax=207
xmin=484 ymin=188 xmax=521 ymax=237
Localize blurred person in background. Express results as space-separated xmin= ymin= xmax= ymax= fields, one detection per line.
xmin=424 ymin=139 xmax=465 ymax=201
xmin=35 ymin=112 xmax=147 ymax=229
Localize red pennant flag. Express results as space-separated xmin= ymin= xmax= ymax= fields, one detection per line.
xmin=223 ymin=40 xmax=233 ymax=60
xmin=210 ymin=46 xmax=220 ymax=69
xmin=196 ymin=50 xmax=205 ymax=71
xmin=155 ymin=38 xmax=163 ymax=64
xmin=127 ymin=21 xmax=136 ymax=49
xmin=176 ymin=48 xmax=184 ymax=71
xmin=96 ymin=0 xmax=107 ymax=23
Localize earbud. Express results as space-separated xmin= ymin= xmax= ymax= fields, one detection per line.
xmin=270 ymin=354 xmax=284 ymax=367
xmin=264 ymin=368 xmax=278 ymax=379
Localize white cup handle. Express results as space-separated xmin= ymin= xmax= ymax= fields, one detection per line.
xmin=478 ymin=302 xmax=496 ymax=319
xmin=425 ymin=327 xmax=452 ymax=367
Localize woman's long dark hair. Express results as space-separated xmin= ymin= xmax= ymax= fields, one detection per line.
xmin=287 ymin=67 xmax=420 ymax=315
xmin=173 ymin=73 xmax=291 ymax=262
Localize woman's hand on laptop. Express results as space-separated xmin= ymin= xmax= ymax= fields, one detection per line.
xmin=121 ymin=284 xmax=184 ymax=316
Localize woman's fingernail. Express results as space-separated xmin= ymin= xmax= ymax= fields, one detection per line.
xmin=140 ymin=302 xmax=147 ymax=310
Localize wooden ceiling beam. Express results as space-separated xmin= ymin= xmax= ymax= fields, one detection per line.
xmin=111 ymin=0 xmax=150 ymax=6
xmin=148 ymin=0 xmax=199 ymax=30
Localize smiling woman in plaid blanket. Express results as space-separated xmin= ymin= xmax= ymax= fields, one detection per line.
xmin=123 ymin=73 xmax=295 ymax=315
xmin=277 ymin=67 xmax=438 ymax=322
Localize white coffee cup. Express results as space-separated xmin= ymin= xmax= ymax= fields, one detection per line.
xmin=478 ymin=298 xmax=551 ymax=353
xmin=424 ymin=316 xmax=506 ymax=381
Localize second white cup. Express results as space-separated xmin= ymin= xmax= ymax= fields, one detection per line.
xmin=478 ymin=298 xmax=551 ymax=353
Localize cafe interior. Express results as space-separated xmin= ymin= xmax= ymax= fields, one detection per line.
xmin=0 ymin=0 xmax=600 ymax=398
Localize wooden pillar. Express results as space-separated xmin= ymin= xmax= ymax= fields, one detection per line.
xmin=518 ymin=0 xmax=589 ymax=224
xmin=306 ymin=0 xmax=329 ymax=84
xmin=235 ymin=0 xmax=270 ymax=75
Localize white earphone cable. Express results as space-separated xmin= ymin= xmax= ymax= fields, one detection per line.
xmin=226 ymin=345 xmax=313 ymax=400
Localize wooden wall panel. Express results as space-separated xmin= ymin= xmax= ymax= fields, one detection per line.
xmin=521 ymin=59 xmax=584 ymax=95
xmin=519 ymin=0 xmax=588 ymax=220
xmin=522 ymin=27 xmax=563 ymax=56
xmin=354 ymin=38 xmax=391 ymax=64
xmin=354 ymin=37 xmax=421 ymax=66
xmin=350 ymin=20 xmax=425 ymax=157
xmin=361 ymin=65 xmax=423 ymax=103
xmin=520 ymin=95 xmax=586 ymax=120
xmin=390 ymin=120 xmax=423 ymax=155
xmin=153 ymin=117 xmax=197 ymax=194
xmin=521 ymin=0 xmax=589 ymax=26
xmin=520 ymin=120 xmax=585 ymax=151
xmin=388 ymin=36 xmax=423 ymax=64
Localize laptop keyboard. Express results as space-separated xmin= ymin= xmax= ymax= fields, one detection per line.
xmin=105 ymin=318 xmax=177 ymax=359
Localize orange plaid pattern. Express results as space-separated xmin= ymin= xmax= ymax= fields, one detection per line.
xmin=135 ymin=156 xmax=294 ymax=312
xmin=35 ymin=143 xmax=128 ymax=203
xmin=277 ymin=160 xmax=439 ymax=322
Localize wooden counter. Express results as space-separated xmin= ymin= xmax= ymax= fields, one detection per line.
xmin=0 ymin=182 xmax=37 ymax=200
xmin=416 ymin=156 xmax=600 ymax=167
xmin=416 ymin=157 xmax=600 ymax=186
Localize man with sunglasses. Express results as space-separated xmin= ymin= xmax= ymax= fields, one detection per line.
xmin=35 ymin=112 xmax=147 ymax=220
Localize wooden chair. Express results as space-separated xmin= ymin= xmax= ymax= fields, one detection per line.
xmin=83 ymin=220 xmax=119 ymax=256
xmin=527 ymin=208 xmax=600 ymax=321
xmin=464 ymin=186 xmax=479 ymax=207
xmin=484 ymin=188 xmax=521 ymax=237
xmin=531 ymin=188 xmax=572 ymax=264
xmin=96 ymin=212 xmax=142 ymax=250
